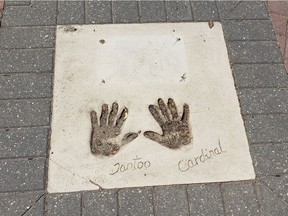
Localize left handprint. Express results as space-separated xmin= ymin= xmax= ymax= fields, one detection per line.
xmin=90 ymin=102 xmax=139 ymax=156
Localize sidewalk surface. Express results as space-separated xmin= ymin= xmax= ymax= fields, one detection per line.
xmin=0 ymin=1 xmax=288 ymax=215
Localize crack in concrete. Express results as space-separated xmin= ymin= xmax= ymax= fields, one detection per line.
xmin=257 ymin=180 xmax=288 ymax=205
xmin=222 ymin=1 xmax=242 ymax=21
xmin=49 ymin=159 xmax=102 ymax=189
xmin=21 ymin=194 xmax=44 ymax=216
xmin=89 ymin=179 xmax=103 ymax=190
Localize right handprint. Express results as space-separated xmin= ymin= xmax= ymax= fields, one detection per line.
xmin=144 ymin=98 xmax=192 ymax=149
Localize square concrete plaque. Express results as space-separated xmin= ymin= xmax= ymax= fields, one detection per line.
xmin=48 ymin=23 xmax=255 ymax=193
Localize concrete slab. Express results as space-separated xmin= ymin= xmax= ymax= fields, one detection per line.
xmin=48 ymin=23 xmax=255 ymax=193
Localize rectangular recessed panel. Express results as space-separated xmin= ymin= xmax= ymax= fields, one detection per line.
xmin=48 ymin=23 xmax=255 ymax=193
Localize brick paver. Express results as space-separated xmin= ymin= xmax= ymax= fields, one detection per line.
xmin=267 ymin=0 xmax=288 ymax=71
xmin=46 ymin=193 xmax=82 ymax=216
xmin=256 ymin=182 xmax=288 ymax=215
xmin=187 ymin=183 xmax=224 ymax=215
xmin=58 ymin=1 xmax=85 ymax=24
xmin=82 ymin=190 xmax=118 ymax=216
xmin=0 ymin=0 xmax=4 ymax=24
xmin=222 ymin=181 xmax=260 ymax=216
xmin=0 ymin=1 xmax=288 ymax=215
xmin=119 ymin=188 xmax=154 ymax=216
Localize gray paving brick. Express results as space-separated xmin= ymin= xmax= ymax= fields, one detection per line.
xmin=222 ymin=181 xmax=260 ymax=216
xmin=232 ymin=64 xmax=288 ymax=88
xmin=112 ymin=1 xmax=140 ymax=23
xmin=187 ymin=183 xmax=224 ymax=216
xmin=0 ymin=127 xmax=48 ymax=158
xmin=154 ymin=185 xmax=189 ymax=216
xmin=25 ymin=195 xmax=45 ymax=216
xmin=46 ymin=193 xmax=81 ymax=216
xmin=0 ymin=99 xmax=51 ymax=128
xmin=191 ymin=1 xmax=219 ymax=21
xmin=259 ymin=175 xmax=288 ymax=202
xmin=119 ymin=188 xmax=153 ymax=216
xmin=217 ymin=1 xmax=268 ymax=20
xmin=250 ymin=144 xmax=288 ymax=176
xmin=0 ymin=158 xmax=45 ymax=192
xmin=139 ymin=1 xmax=166 ymax=23
xmin=239 ymin=88 xmax=288 ymax=115
xmin=0 ymin=191 xmax=44 ymax=216
xmin=2 ymin=1 xmax=57 ymax=26
xmin=165 ymin=1 xmax=193 ymax=22
xmin=0 ymin=26 xmax=55 ymax=49
xmin=256 ymin=182 xmax=288 ymax=215
xmin=82 ymin=190 xmax=118 ymax=216
xmin=222 ymin=20 xmax=276 ymax=41
xmin=245 ymin=114 xmax=288 ymax=143
xmin=57 ymin=1 xmax=85 ymax=25
xmin=85 ymin=1 xmax=112 ymax=24
xmin=82 ymin=190 xmax=117 ymax=216
xmin=227 ymin=41 xmax=283 ymax=63
xmin=0 ymin=73 xmax=52 ymax=99
xmin=0 ymin=49 xmax=53 ymax=73
xmin=5 ymin=0 xmax=31 ymax=6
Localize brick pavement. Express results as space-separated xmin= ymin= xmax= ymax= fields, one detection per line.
xmin=0 ymin=1 xmax=288 ymax=215
xmin=267 ymin=0 xmax=288 ymax=71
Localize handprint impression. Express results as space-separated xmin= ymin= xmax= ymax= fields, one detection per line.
xmin=90 ymin=102 xmax=139 ymax=156
xmin=144 ymin=98 xmax=192 ymax=149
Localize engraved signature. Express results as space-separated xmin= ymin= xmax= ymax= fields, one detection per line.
xmin=178 ymin=140 xmax=226 ymax=172
xmin=109 ymin=156 xmax=151 ymax=175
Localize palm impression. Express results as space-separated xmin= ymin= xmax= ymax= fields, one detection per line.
xmin=144 ymin=98 xmax=192 ymax=149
